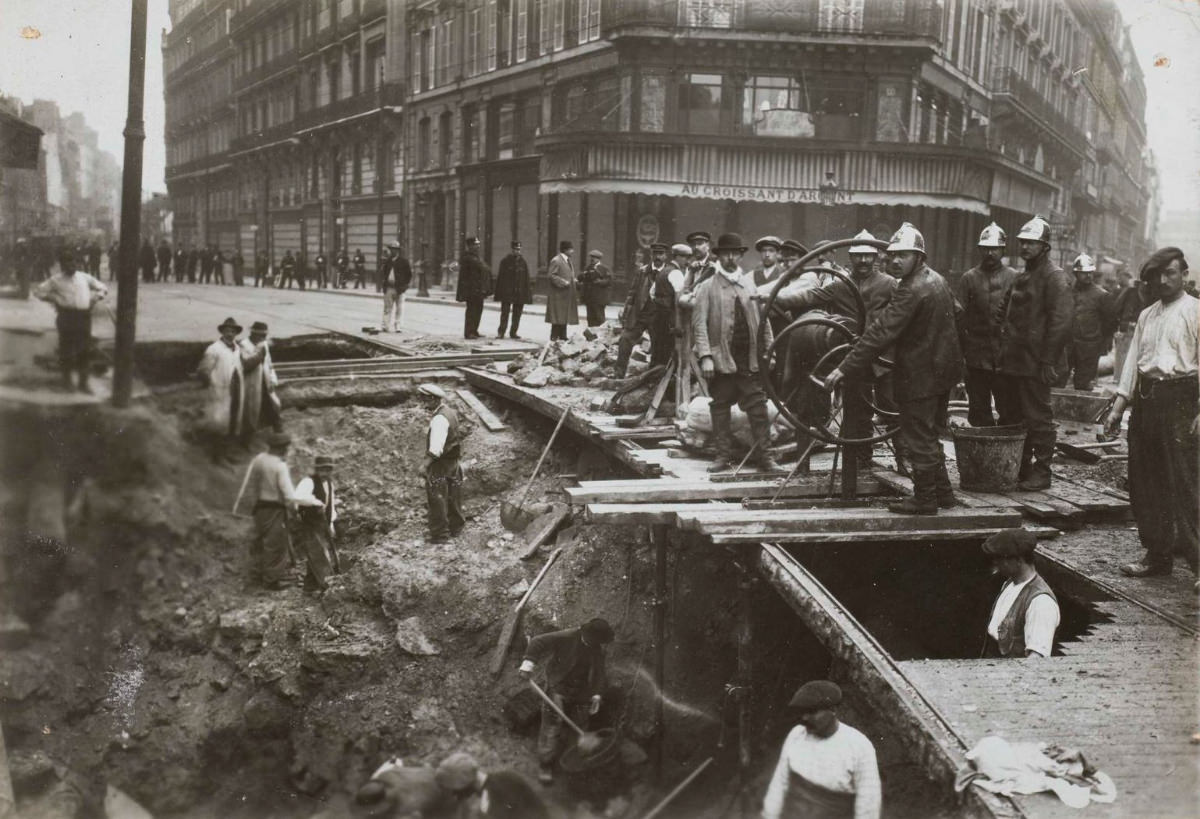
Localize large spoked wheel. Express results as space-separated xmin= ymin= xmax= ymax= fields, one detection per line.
xmin=756 ymin=237 xmax=899 ymax=447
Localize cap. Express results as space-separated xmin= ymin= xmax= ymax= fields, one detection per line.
xmin=1072 ymin=253 xmax=1097 ymax=273
xmin=788 ymin=680 xmax=843 ymax=711
xmin=754 ymin=235 xmax=783 ymax=252
xmin=418 ymin=383 xmax=448 ymax=400
xmin=588 ymin=249 xmax=603 ymax=259
xmin=649 ymin=242 xmax=669 ymax=253
xmin=465 ymin=236 xmax=480 ymax=245
xmin=686 ymin=231 xmax=712 ymax=245
xmin=781 ymin=239 xmax=809 ymax=257
xmin=1017 ymin=215 xmax=1051 ymax=244
xmin=510 ymin=240 xmax=522 ymax=249
xmin=981 ymin=528 xmax=1038 ymax=559
xmin=714 ymin=232 xmax=748 ymax=253
xmin=978 ymin=222 xmax=1007 ymax=248
xmin=671 ymin=243 xmax=693 ymax=257
xmin=265 ymin=431 xmax=292 ymax=448
xmin=848 ymin=229 xmax=878 ymax=255
xmin=435 ymin=752 xmax=480 ymax=792
xmin=581 ymin=617 xmax=614 ymax=644
xmin=250 ymin=321 xmax=269 ymax=333
xmin=886 ymin=222 xmax=926 ymax=254
xmin=314 ymin=455 xmax=335 ymax=468
xmin=217 ymin=317 xmax=243 ymax=333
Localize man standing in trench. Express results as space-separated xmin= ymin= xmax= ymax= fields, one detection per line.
xmin=519 ymin=617 xmax=614 ymax=785
xmin=418 ymin=383 xmax=465 ymax=544
xmin=981 ymin=528 xmax=1060 ymax=658
xmin=233 ymin=431 xmax=307 ymax=590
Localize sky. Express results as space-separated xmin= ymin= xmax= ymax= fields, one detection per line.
xmin=0 ymin=0 xmax=1198 ymax=217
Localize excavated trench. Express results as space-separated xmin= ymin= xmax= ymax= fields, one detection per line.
xmin=0 ymin=345 xmax=1114 ymax=818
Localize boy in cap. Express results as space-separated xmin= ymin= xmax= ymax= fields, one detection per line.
xmin=294 ymin=455 xmax=340 ymax=590
xmin=763 ymin=679 xmax=881 ymax=819
xmin=418 ymin=384 xmax=465 ymax=543
xmin=578 ymin=249 xmax=612 ymax=328
xmin=981 ymin=528 xmax=1059 ymax=657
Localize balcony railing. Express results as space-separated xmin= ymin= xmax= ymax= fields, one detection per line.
xmin=230 ymin=120 xmax=301 ymax=154
xmin=229 ymin=0 xmax=292 ymax=35
xmin=992 ymin=68 xmax=1085 ymax=151
xmin=165 ymin=153 xmax=232 ymax=179
xmin=293 ymin=83 xmax=404 ymax=132
xmin=234 ymin=52 xmax=299 ymax=92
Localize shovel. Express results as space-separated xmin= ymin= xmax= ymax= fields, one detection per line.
xmin=500 ymin=407 xmax=571 ymax=531
xmin=528 ymin=679 xmax=605 ymax=755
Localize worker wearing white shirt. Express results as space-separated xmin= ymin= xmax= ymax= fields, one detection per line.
xmin=981 ymin=528 xmax=1059 ymax=658
xmin=1104 ymin=247 xmax=1199 ymax=579
xmin=762 ymin=680 xmax=881 ymax=819
xmin=418 ymin=383 xmax=465 ymax=543
xmin=33 ymin=248 xmax=108 ymax=393
xmin=294 ymin=454 xmax=340 ymax=590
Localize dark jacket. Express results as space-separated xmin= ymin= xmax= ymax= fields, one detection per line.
xmin=380 ymin=255 xmax=412 ymax=291
xmin=840 ymin=263 xmax=961 ymax=402
xmin=1070 ymin=281 xmax=1117 ymax=345
xmin=957 ymin=264 xmax=1017 ymax=370
xmin=522 ymin=626 xmax=607 ymax=697
xmin=456 ymin=249 xmax=490 ymax=301
xmin=579 ymin=261 xmax=612 ymax=307
xmin=622 ymin=264 xmax=657 ymax=326
xmin=997 ymin=254 xmax=1073 ymax=378
xmin=1114 ymin=284 xmax=1147 ymax=330
xmin=494 ymin=252 xmax=532 ymax=304
xmin=156 ymin=243 xmax=172 ymax=268
xmin=139 ymin=243 xmax=156 ymax=270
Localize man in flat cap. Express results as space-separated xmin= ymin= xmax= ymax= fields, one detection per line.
xmin=294 ymin=455 xmax=340 ymax=591
xmin=520 ymin=617 xmax=614 ymax=784
xmin=981 ymin=528 xmax=1059 ymax=658
xmin=232 ymin=431 xmax=308 ymax=589
xmin=763 ymin=679 xmax=881 ymax=819
xmin=614 ymin=242 xmax=663 ymax=378
xmin=418 ymin=384 xmax=465 ymax=543
xmin=647 ymin=243 xmax=692 ymax=368
xmin=677 ymin=230 xmax=718 ymax=311
xmin=197 ymin=317 xmax=246 ymax=464
xmin=578 ymin=249 xmax=613 ymax=328
xmin=238 ymin=321 xmax=281 ymax=445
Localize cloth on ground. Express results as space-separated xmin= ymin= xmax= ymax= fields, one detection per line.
xmin=954 ymin=735 xmax=1116 ymax=808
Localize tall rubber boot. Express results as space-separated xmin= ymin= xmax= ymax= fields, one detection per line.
xmin=1018 ymin=434 xmax=1054 ymax=491
xmin=934 ymin=462 xmax=960 ymax=508
xmin=888 ymin=468 xmax=938 ymax=515
xmin=748 ymin=403 xmax=783 ymax=472
xmin=707 ymin=405 xmax=734 ymax=473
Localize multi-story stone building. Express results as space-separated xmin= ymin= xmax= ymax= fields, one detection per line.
xmin=163 ymin=0 xmax=1155 ymax=287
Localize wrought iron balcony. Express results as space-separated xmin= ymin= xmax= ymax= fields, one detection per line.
xmin=991 ymin=68 xmax=1085 ymax=153
xmin=292 ymin=83 xmax=404 ymax=132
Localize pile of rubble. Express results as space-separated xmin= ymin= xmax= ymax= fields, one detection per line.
xmin=496 ymin=322 xmax=652 ymax=389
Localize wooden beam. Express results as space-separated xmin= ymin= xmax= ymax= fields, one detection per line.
xmin=585 ymin=501 xmax=741 ymax=525
xmin=456 ymin=388 xmax=508 ymax=432
xmin=710 ymin=527 xmax=1025 ymax=545
xmin=565 ymin=475 xmax=893 ymax=505
xmin=674 ymin=506 xmax=1022 ymax=534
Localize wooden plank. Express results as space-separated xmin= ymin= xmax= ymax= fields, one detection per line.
xmin=614 ymin=415 xmax=673 ymax=428
xmin=520 ymin=505 xmax=571 ymax=559
xmin=595 ymin=427 xmax=679 ymax=441
xmin=1063 ymin=476 xmax=1130 ymax=503
xmin=1001 ymin=489 xmax=1084 ymax=524
xmin=675 ymin=506 xmax=1022 ymax=534
xmin=711 ymin=527 xmax=1018 ymax=545
xmin=489 ymin=548 xmax=561 ymax=677
xmin=565 ymin=476 xmax=892 ymax=504
xmin=455 ymin=388 xmax=508 ymax=432
xmin=1037 ymin=479 xmax=1127 ymax=512
xmin=585 ymin=501 xmax=741 ymax=525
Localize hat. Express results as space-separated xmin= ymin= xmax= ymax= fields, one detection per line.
xmin=978 ymin=222 xmax=1007 ymax=248
xmin=217 ymin=317 xmax=243 ymax=333
xmin=559 ymin=240 xmax=574 ymax=252
xmin=1072 ymin=253 xmax=1097 ymax=273
xmin=713 ymin=233 xmax=747 ymax=253
xmin=686 ymin=231 xmax=712 ymax=245
xmin=649 ymin=242 xmax=669 ymax=253
xmin=755 ymin=235 xmax=783 ymax=252
xmin=1017 ymin=215 xmax=1051 ymax=244
xmin=848 ymin=229 xmax=878 ymax=255
xmin=388 ymin=240 xmax=401 ymax=249
xmin=435 ymin=752 xmax=480 ymax=792
xmin=781 ymin=238 xmax=809 ymax=256
xmin=418 ymin=383 xmax=448 ymax=400
xmin=588 ymin=249 xmax=603 ymax=259
xmin=887 ymin=222 xmax=926 ymax=254
xmin=266 ymin=431 xmax=292 ymax=449
xmin=981 ymin=528 xmax=1037 ymax=559
xmin=465 ymin=236 xmax=480 ymax=245
xmin=314 ymin=455 xmax=335 ymax=468
xmin=671 ymin=243 xmax=693 ymax=256
xmin=249 ymin=321 xmax=269 ymax=333
xmin=581 ymin=617 xmax=614 ymax=644
xmin=788 ymin=680 xmax=843 ymax=711
xmin=510 ymin=240 xmax=522 ymax=248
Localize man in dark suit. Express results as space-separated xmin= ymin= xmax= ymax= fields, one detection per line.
xmin=156 ymin=239 xmax=172 ymax=282
xmin=578 ymin=249 xmax=612 ymax=328
xmin=139 ymin=240 xmax=157 ymax=283
xmin=519 ymin=617 xmax=614 ymax=784
xmin=378 ymin=241 xmax=413 ymax=332
xmin=494 ymin=240 xmax=532 ymax=339
xmin=825 ymin=223 xmax=962 ymax=513
xmin=456 ymin=237 xmax=490 ymax=339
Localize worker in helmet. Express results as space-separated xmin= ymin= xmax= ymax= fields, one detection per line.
xmin=824 ymin=223 xmax=962 ymax=513
xmin=1062 ymin=253 xmax=1117 ymax=391
xmin=996 ymin=215 xmax=1073 ymax=490
xmin=957 ymin=222 xmax=1018 ymax=426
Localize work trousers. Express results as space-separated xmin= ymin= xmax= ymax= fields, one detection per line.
xmin=426 ymin=457 xmax=464 ymax=538
xmin=251 ymin=502 xmax=294 ymax=587
xmin=537 ymin=690 xmax=591 ymax=767
xmin=964 ymin=367 xmax=1021 ymax=427
xmin=1066 ymin=340 xmax=1104 ymax=391
xmin=463 ymin=297 xmax=484 ymax=338
xmin=650 ymin=313 xmax=674 ymax=367
xmin=584 ymin=299 xmax=607 ymax=327
xmin=1128 ymin=377 xmax=1199 ymax=572
xmin=353 ymin=267 xmax=366 ymax=289
xmin=497 ymin=301 xmax=524 ymax=337
xmin=1008 ymin=375 xmax=1056 ymax=477
xmin=382 ymin=287 xmax=402 ymax=332
xmin=549 ymin=323 xmax=568 ymax=341
xmin=55 ymin=308 xmax=92 ymax=378
xmin=614 ymin=311 xmax=653 ymax=376
xmin=213 ymin=263 xmax=226 ymax=285
xmin=141 ymin=265 xmax=155 ymax=283
xmin=709 ymin=371 xmax=768 ymax=413
xmin=898 ymin=392 xmax=950 ymax=473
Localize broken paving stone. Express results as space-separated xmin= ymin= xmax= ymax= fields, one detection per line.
xmin=547 ymin=370 xmax=573 ymax=386
xmin=395 ymin=616 xmax=440 ymax=656
xmin=559 ymin=340 xmax=584 ymax=358
xmin=218 ymin=604 xmax=273 ymax=641
xmin=507 ymin=578 xmax=530 ymax=599
xmin=578 ymin=362 xmax=603 ymax=380
xmin=517 ymin=366 xmax=554 ymax=388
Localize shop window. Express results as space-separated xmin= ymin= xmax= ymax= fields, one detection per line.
xmin=516 ymin=95 xmax=540 ymax=155
xmin=640 ymin=74 xmax=666 ymax=133
xmin=497 ymin=103 xmax=515 ymax=159
xmin=677 ymin=73 xmax=725 ymax=135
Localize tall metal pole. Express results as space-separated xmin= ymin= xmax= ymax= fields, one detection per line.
xmin=652 ymin=523 xmax=669 ymax=781
xmin=112 ymin=0 xmax=149 ymax=407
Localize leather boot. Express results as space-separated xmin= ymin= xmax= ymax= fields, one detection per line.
xmin=892 ymin=438 xmax=911 ymax=477
xmin=888 ymin=468 xmax=938 ymax=514
xmin=1017 ymin=435 xmax=1053 ymax=490
xmin=707 ymin=405 xmax=734 ymax=473
xmin=934 ymin=462 xmax=960 ymax=508
xmin=748 ymin=403 xmax=783 ymax=472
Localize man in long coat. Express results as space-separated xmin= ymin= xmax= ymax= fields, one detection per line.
xmin=494 ymin=240 xmax=532 ymax=339
xmin=545 ymin=240 xmax=579 ymax=341
xmin=238 ymin=320 xmax=281 ymax=444
xmin=457 ymin=236 xmax=490 ymax=339
xmin=197 ymin=317 xmax=245 ymax=464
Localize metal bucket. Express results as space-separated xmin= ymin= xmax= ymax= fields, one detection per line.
xmin=558 ymin=728 xmax=626 ymax=802
xmin=952 ymin=424 xmax=1027 ymax=492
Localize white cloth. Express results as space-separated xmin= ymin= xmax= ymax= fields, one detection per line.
xmin=243 ymin=452 xmax=297 ymax=506
xmin=986 ymin=577 xmax=1060 ymax=658
xmin=428 ymin=413 xmax=449 ymax=457
xmin=956 ymin=736 xmax=1117 ymax=808
xmin=717 ymin=264 xmax=744 ymax=284
xmin=1116 ymin=293 xmax=1199 ymax=399
xmin=762 ymin=723 xmax=881 ymax=819
xmin=237 ymin=338 xmax=277 ymax=432
xmin=34 ymin=270 xmax=107 ymax=310
xmin=196 ymin=338 xmax=244 ymax=435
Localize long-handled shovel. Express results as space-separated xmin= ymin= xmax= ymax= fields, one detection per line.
xmin=500 ymin=407 xmax=572 ymax=531
xmin=528 ymin=679 xmax=605 ymax=754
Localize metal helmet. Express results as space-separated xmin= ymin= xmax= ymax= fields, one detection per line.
xmin=978 ymin=222 xmax=1007 ymax=248
xmin=1017 ymin=215 xmax=1051 ymax=243
xmin=1072 ymin=253 xmax=1097 ymax=273
xmin=886 ymin=222 xmax=926 ymax=254
xmin=849 ymin=229 xmax=878 ymax=255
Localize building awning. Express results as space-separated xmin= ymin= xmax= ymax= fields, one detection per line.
xmin=0 ymin=110 xmax=43 ymax=169
xmin=538 ymin=178 xmax=991 ymax=215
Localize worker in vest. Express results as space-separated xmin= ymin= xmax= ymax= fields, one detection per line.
xmin=648 ymin=243 xmax=688 ymax=366
xmin=418 ymin=384 xmax=465 ymax=544
xmin=614 ymin=243 xmax=662 ymax=378
xmin=981 ymin=528 xmax=1059 ymax=658
xmin=294 ymin=455 xmax=340 ymax=591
